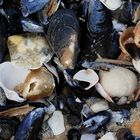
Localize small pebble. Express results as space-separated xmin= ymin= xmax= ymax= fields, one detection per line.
xmin=99 ymin=132 xmax=117 ymax=140
xmin=48 ymin=111 xmax=65 ymax=135
xmin=130 ymin=121 xmax=140 ymax=137
xmin=81 ymin=133 xmax=96 ymax=140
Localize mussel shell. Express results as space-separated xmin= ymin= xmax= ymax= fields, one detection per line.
xmin=20 ymin=0 xmax=50 ymax=17
xmin=0 ymin=15 xmax=8 ymax=63
xmin=66 ymin=96 xmax=83 ymax=116
xmin=82 ymin=111 xmax=111 ymax=133
xmin=47 ymin=9 xmax=79 ymax=69
xmin=15 ymin=107 xmax=45 ymax=140
xmin=20 ymin=17 xmax=43 ymax=33
xmin=87 ymin=0 xmax=112 ymax=34
xmin=0 ymin=87 xmax=6 ymax=106
xmin=4 ymin=7 xmax=23 ymax=35
xmin=0 ymin=117 xmax=20 ymax=140
xmin=67 ymin=128 xmax=81 ymax=140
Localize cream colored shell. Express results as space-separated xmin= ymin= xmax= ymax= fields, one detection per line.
xmin=99 ymin=67 xmax=137 ymax=97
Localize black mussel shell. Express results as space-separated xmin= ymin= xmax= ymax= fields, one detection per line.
xmin=4 ymin=7 xmax=23 ymax=35
xmin=15 ymin=107 xmax=45 ymax=140
xmin=0 ymin=117 xmax=20 ymax=140
xmin=87 ymin=0 xmax=112 ymax=34
xmin=0 ymin=15 xmax=8 ymax=63
xmin=67 ymin=114 xmax=82 ymax=126
xmin=66 ymin=96 xmax=83 ymax=116
xmin=46 ymin=9 xmax=80 ymax=69
xmin=67 ymin=128 xmax=81 ymax=140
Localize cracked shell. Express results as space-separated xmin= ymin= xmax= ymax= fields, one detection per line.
xmin=22 ymin=67 xmax=55 ymax=100
xmin=7 ymin=33 xmax=53 ymax=69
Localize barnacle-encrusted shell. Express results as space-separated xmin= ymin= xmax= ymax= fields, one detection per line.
xmin=7 ymin=34 xmax=53 ymax=69
xmin=99 ymin=67 xmax=137 ymax=97
xmin=22 ymin=67 xmax=55 ymax=100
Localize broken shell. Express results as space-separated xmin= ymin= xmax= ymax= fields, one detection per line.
xmin=130 ymin=121 xmax=140 ymax=137
xmin=73 ymin=69 xmax=99 ymax=90
xmin=82 ymin=111 xmax=111 ymax=133
xmin=7 ymin=34 xmax=53 ymax=69
xmin=89 ymin=100 xmax=109 ymax=113
xmin=99 ymin=132 xmax=117 ymax=140
xmin=0 ymin=62 xmax=29 ymax=102
xmin=119 ymin=27 xmax=135 ymax=55
xmin=81 ymin=133 xmax=96 ymax=140
xmin=134 ymin=21 xmax=140 ymax=48
xmin=133 ymin=5 xmax=140 ymax=23
xmin=99 ymin=67 xmax=137 ymax=98
xmin=48 ymin=111 xmax=65 ymax=136
xmin=22 ymin=67 xmax=55 ymax=100
xmin=100 ymin=0 xmax=122 ymax=11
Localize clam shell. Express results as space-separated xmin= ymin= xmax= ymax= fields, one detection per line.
xmin=22 ymin=67 xmax=55 ymax=100
xmin=99 ymin=67 xmax=137 ymax=97
xmin=0 ymin=62 xmax=30 ymax=102
xmin=73 ymin=69 xmax=99 ymax=90
xmin=119 ymin=27 xmax=135 ymax=56
xmin=7 ymin=34 xmax=53 ymax=69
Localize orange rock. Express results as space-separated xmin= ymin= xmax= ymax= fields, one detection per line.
xmin=130 ymin=121 xmax=140 ymax=137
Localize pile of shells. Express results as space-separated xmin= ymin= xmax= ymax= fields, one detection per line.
xmin=0 ymin=0 xmax=140 ymax=140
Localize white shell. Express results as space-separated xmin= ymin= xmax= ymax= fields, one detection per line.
xmin=7 ymin=34 xmax=53 ymax=69
xmin=132 ymin=59 xmax=140 ymax=74
xmin=99 ymin=67 xmax=137 ymax=97
xmin=99 ymin=132 xmax=117 ymax=140
xmin=73 ymin=69 xmax=99 ymax=90
xmin=100 ymin=0 xmax=122 ymax=10
xmin=81 ymin=134 xmax=96 ymax=140
xmin=48 ymin=111 xmax=65 ymax=135
xmin=0 ymin=62 xmax=30 ymax=102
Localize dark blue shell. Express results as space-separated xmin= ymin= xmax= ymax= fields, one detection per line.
xmin=15 ymin=107 xmax=45 ymax=140
xmin=0 ymin=118 xmax=19 ymax=140
xmin=82 ymin=111 xmax=111 ymax=133
xmin=20 ymin=0 xmax=50 ymax=17
xmin=0 ymin=15 xmax=8 ymax=63
xmin=87 ymin=0 xmax=112 ymax=34
xmin=0 ymin=0 xmax=3 ymax=5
